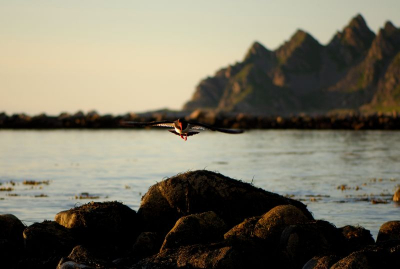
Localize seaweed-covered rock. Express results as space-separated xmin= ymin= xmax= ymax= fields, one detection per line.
xmin=339 ymin=225 xmax=374 ymax=253
xmin=138 ymin=170 xmax=313 ymax=235
xmin=0 ymin=214 xmax=26 ymax=267
xmin=22 ymin=221 xmax=77 ymax=269
xmin=161 ymin=211 xmax=227 ymax=251
xmin=280 ymin=220 xmax=346 ymax=269
xmin=55 ymin=201 xmax=138 ymax=251
xmin=377 ymin=221 xmax=400 ymax=242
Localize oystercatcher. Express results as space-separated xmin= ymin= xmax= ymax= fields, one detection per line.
xmin=121 ymin=118 xmax=244 ymax=141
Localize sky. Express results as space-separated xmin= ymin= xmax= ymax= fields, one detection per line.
xmin=1 ymin=0 xmax=399 ymax=116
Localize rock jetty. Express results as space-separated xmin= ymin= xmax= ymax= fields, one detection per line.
xmin=1 ymin=110 xmax=400 ymax=130
xmin=1 ymin=170 xmax=400 ymax=269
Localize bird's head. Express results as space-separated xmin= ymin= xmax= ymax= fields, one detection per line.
xmin=177 ymin=118 xmax=183 ymax=131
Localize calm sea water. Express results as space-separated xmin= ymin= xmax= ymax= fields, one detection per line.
xmin=1 ymin=129 xmax=399 ymax=238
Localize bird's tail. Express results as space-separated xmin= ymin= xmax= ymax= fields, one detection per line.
xmin=168 ymin=130 xmax=199 ymax=136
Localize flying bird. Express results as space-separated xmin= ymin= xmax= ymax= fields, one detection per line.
xmin=121 ymin=118 xmax=244 ymax=141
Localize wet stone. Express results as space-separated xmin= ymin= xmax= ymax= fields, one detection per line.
xmin=254 ymin=204 xmax=311 ymax=242
xmin=160 ymin=211 xmax=227 ymax=251
xmin=22 ymin=220 xmax=77 ymax=269
xmin=339 ymin=225 xmax=375 ymax=253
xmin=377 ymin=221 xmax=400 ymax=242
xmin=280 ymin=220 xmax=346 ymax=269
xmin=55 ymin=201 xmax=138 ymax=251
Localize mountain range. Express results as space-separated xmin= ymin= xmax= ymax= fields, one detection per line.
xmin=183 ymin=14 xmax=400 ymax=115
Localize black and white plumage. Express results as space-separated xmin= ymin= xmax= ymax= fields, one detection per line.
xmin=121 ymin=118 xmax=244 ymax=141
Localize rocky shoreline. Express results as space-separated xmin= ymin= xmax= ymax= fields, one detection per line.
xmin=1 ymin=170 xmax=400 ymax=269
xmin=1 ymin=110 xmax=400 ymax=130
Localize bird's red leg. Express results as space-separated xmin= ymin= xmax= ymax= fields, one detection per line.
xmin=185 ymin=134 xmax=187 ymax=141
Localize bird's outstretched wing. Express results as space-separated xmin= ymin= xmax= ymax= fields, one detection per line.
xmin=121 ymin=120 xmax=175 ymax=128
xmin=189 ymin=121 xmax=244 ymax=134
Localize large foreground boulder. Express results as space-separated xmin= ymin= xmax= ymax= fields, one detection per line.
xmin=280 ymin=220 xmax=346 ymax=268
xmin=55 ymin=201 xmax=138 ymax=252
xmin=22 ymin=221 xmax=77 ymax=269
xmin=138 ymin=170 xmax=313 ymax=235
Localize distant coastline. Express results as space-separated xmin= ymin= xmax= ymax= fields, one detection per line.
xmin=1 ymin=110 xmax=399 ymax=130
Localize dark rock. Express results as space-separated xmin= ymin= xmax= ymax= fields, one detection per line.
xmin=31 ymin=113 xmax=61 ymax=128
xmin=113 ymin=231 xmax=163 ymax=267
xmin=58 ymin=245 xmax=116 ymax=269
xmin=160 ymin=211 xmax=227 ymax=251
xmin=302 ymin=255 xmax=340 ymax=269
xmin=377 ymin=221 xmax=400 ymax=242
xmin=138 ymin=170 xmax=313 ymax=236
xmin=329 ymin=242 xmax=400 ymax=269
xmin=22 ymin=221 xmax=77 ymax=269
xmin=224 ymin=216 xmax=261 ymax=240
xmin=132 ymin=232 xmax=161 ymax=259
xmin=55 ymin=201 xmax=138 ymax=252
xmin=280 ymin=220 xmax=346 ymax=269
xmin=339 ymin=225 xmax=375 ymax=252
xmin=223 ymin=204 xmax=311 ymax=247
xmin=254 ymin=204 xmax=310 ymax=242
xmin=331 ymin=251 xmax=373 ymax=269
xmin=0 ymin=214 xmax=26 ymax=267
xmin=133 ymin=240 xmax=271 ymax=269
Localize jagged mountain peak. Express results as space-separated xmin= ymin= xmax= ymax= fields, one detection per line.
xmin=327 ymin=14 xmax=375 ymax=66
xmin=244 ymin=41 xmax=271 ymax=61
xmin=383 ymin=21 xmax=397 ymax=34
xmin=277 ymin=29 xmax=321 ymax=54
xmin=183 ymin=14 xmax=400 ymax=115
xmin=275 ymin=29 xmax=322 ymax=72
xmin=289 ymin=29 xmax=319 ymax=46
xmin=366 ymin=20 xmax=400 ymax=61
xmin=380 ymin=21 xmax=400 ymax=44
xmin=334 ymin=14 xmax=374 ymax=46
xmin=348 ymin=14 xmax=369 ymax=31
